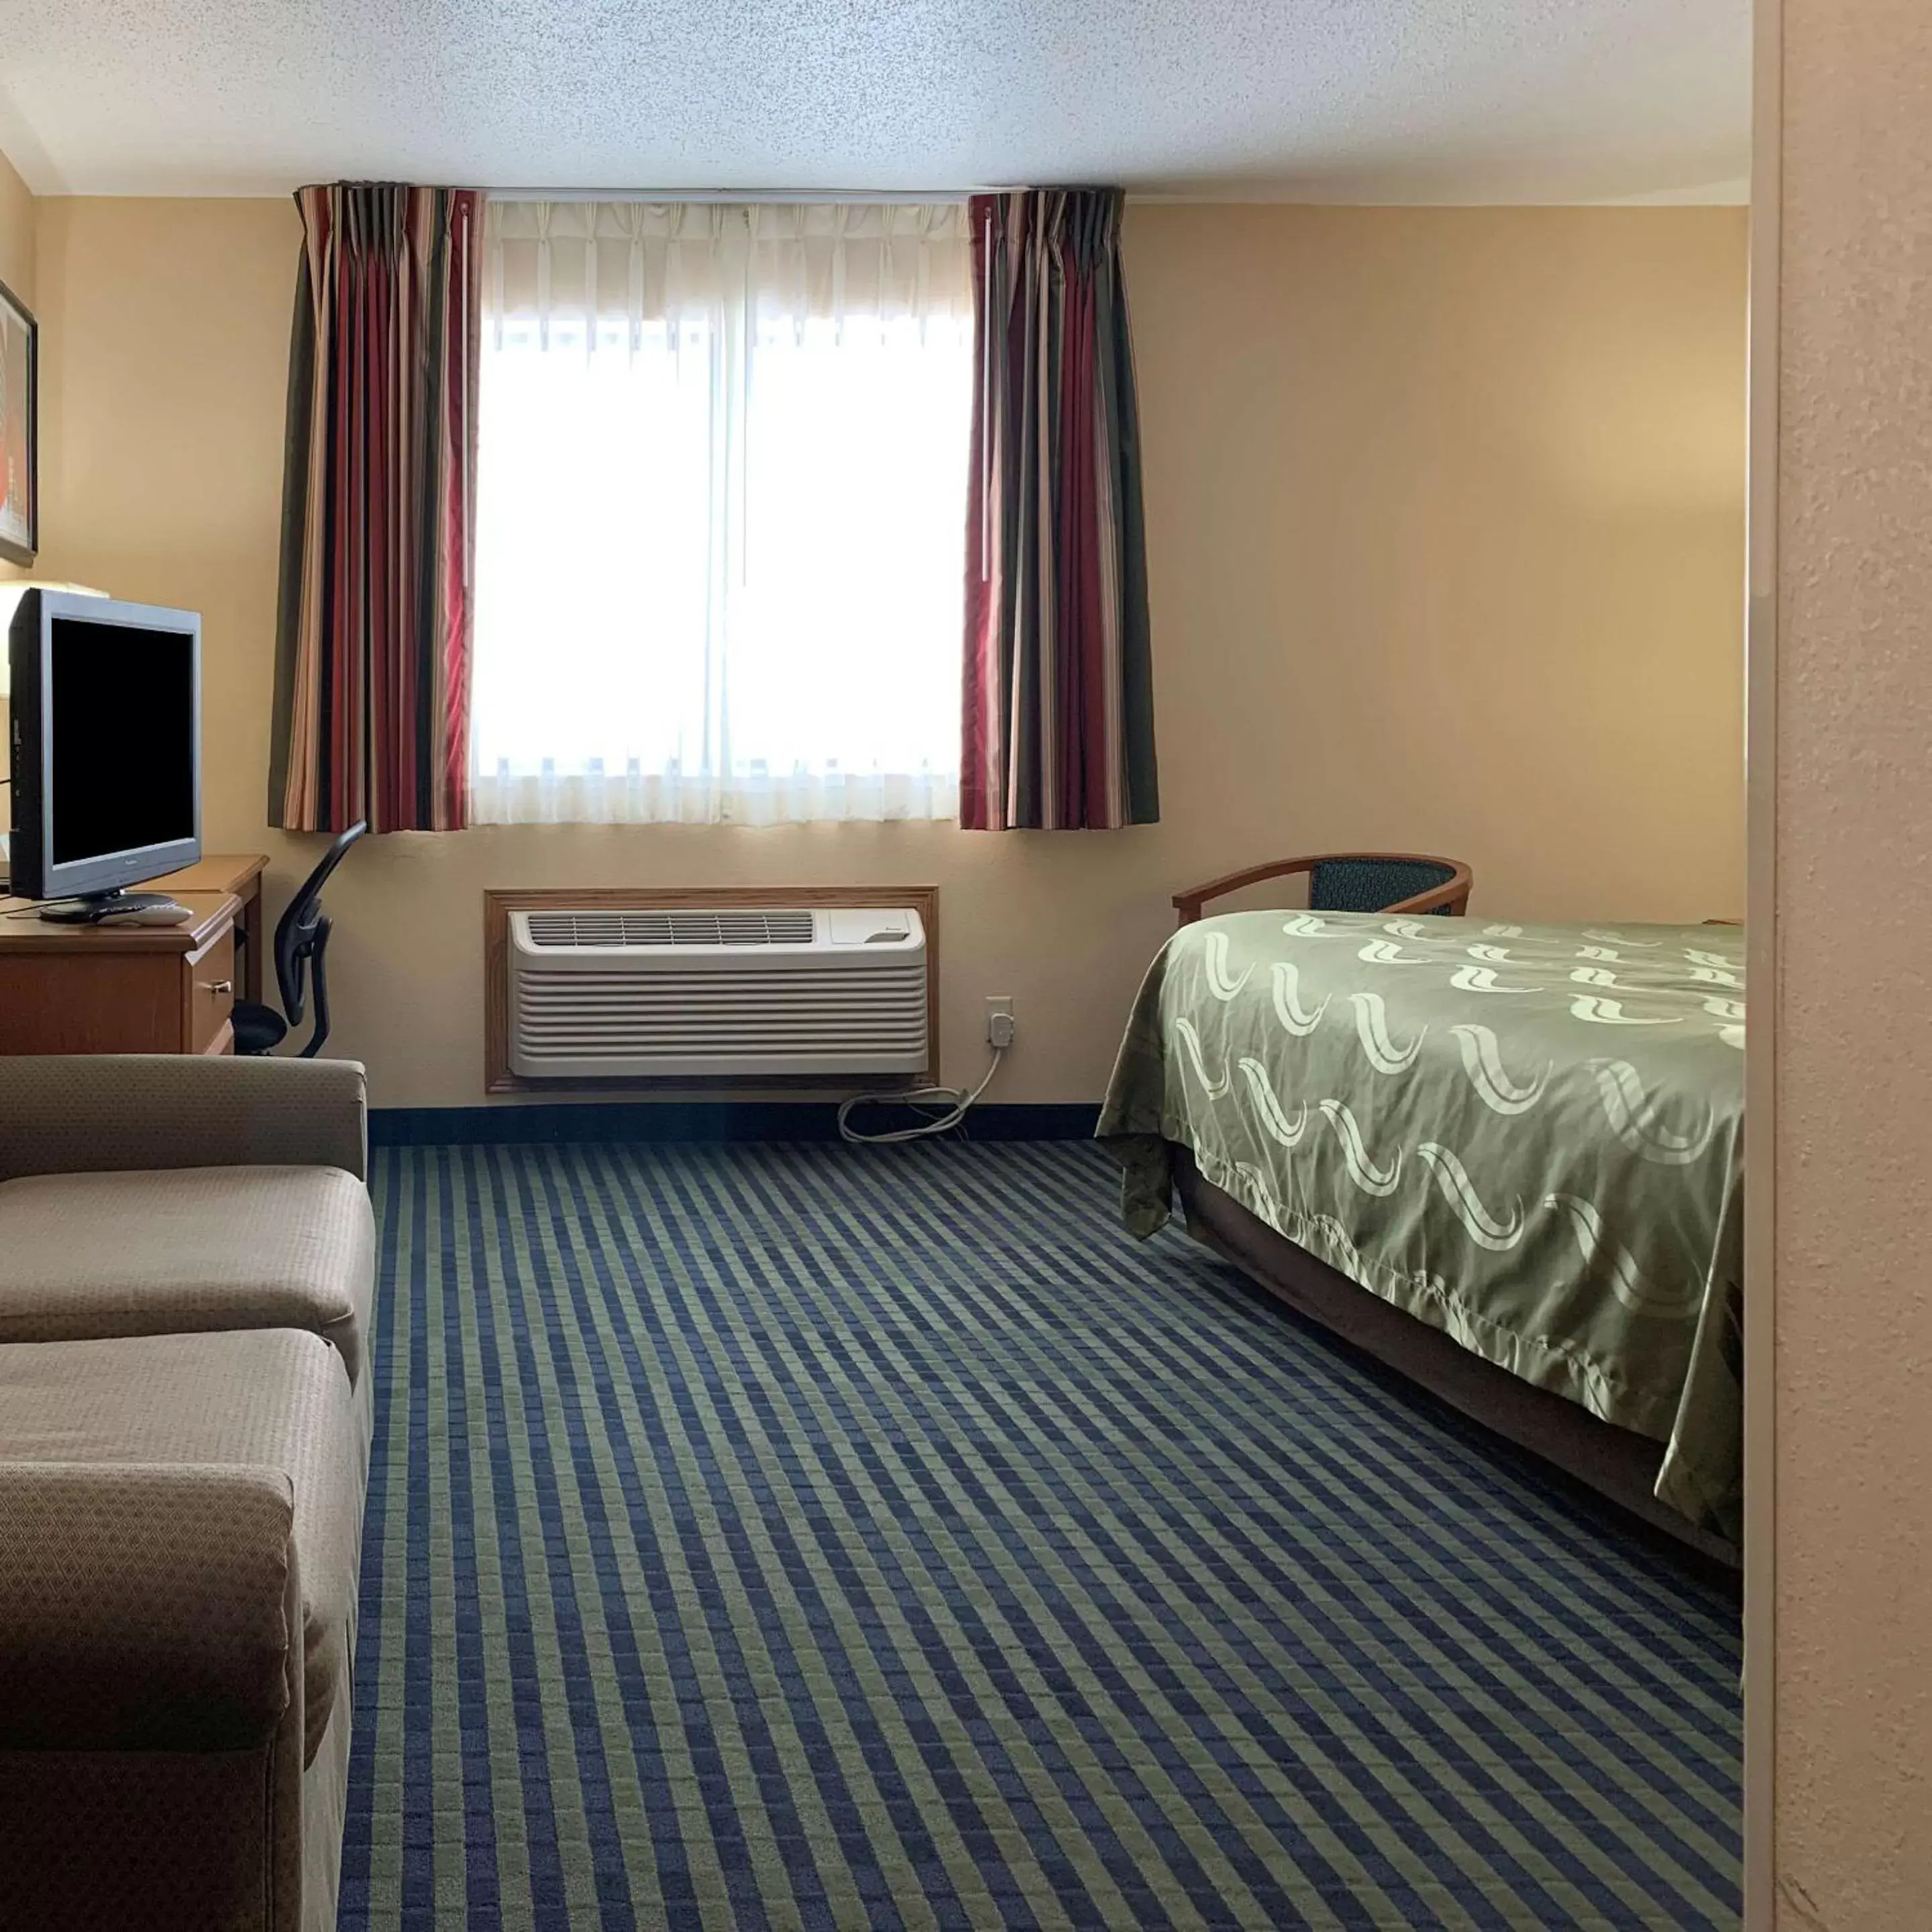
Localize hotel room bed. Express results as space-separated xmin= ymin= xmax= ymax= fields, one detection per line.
xmin=1097 ymin=910 xmax=1743 ymax=1554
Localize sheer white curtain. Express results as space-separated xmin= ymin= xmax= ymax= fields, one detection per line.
xmin=469 ymin=200 xmax=972 ymax=826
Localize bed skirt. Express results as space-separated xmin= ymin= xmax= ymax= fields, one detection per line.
xmin=1171 ymin=1145 xmax=1739 ymax=1570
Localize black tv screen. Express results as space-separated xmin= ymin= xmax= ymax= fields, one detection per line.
xmin=7 ymin=591 xmax=203 ymax=902
xmin=48 ymin=618 xmax=198 ymax=865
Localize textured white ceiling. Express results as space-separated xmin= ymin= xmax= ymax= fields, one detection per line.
xmin=0 ymin=0 xmax=1750 ymax=203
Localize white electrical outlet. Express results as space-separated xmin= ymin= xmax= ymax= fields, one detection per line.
xmin=985 ymin=996 xmax=1017 ymax=1049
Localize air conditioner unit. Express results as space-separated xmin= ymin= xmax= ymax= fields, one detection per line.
xmin=506 ymin=906 xmax=928 ymax=1080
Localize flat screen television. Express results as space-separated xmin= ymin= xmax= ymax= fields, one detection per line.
xmin=7 ymin=589 xmax=202 ymax=914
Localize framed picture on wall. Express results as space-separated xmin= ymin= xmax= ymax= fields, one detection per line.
xmin=0 ymin=279 xmax=36 ymax=567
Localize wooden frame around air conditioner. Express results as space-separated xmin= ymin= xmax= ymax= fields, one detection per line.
xmin=484 ymin=885 xmax=940 ymax=1095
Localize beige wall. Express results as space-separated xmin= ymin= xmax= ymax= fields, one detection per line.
xmin=1767 ymin=0 xmax=1932 ymax=1925
xmin=31 ymin=197 xmax=1747 ymax=1108
xmin=0 ymin=146 xmax=31 ymax=315
xmin=0 ymin=147 xmax=35 ymax=605
xmin=0 ymin=146 xmax=34 ymax=777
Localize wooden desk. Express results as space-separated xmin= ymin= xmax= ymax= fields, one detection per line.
xmin=0 ymin=854 xmax=269 ymax=1057
xmin=150 ymin=855 xmax=268 ymax=1003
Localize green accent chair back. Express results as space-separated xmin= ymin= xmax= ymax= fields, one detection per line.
xmin=1172 ymin=853 xmax=1472 ymax=926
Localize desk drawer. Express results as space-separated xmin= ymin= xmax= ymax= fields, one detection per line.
xmin=186 ymin=926 xmax=237 ymax=1054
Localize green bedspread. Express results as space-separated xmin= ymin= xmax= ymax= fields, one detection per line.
xmin=1097 ymin=911 xmax=1744 ymax=1538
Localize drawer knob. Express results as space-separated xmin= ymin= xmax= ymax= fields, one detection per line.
xmin=206 ymin=979 xmax=233 ymax=996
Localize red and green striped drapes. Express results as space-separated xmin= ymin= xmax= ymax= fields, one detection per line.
xmin=270 ymin=183 xmax=482 ymax=833
xmin=961 ymin=189 xmax=1158 ymax=832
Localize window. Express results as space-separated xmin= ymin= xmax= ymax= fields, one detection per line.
xmin=470 ymin=201 xmax=973 ymax=825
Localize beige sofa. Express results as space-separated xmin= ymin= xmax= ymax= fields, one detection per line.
xmin=0 ymin=1055 xmax=376 ymax=1932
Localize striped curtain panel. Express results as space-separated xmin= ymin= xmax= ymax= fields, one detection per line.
xmin=961 ymin=189 xmax=1158 ymax=831
xmin=270 ymin=183 xmax=483 ymax=833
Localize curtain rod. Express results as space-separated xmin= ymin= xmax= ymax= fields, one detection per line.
xmin=485 ymin=187 xmax=989 ymax=206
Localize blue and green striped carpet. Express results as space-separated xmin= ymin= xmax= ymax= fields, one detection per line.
xmin=339 ymin=1140 xmax=1740 ymax=1931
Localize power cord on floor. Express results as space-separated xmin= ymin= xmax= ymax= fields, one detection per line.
xmin=837 ymin=1040 xmax=1009 ymax=1145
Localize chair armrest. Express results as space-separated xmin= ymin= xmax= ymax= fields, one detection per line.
xmin=1172 ymin=854 xmax=1474 ymax=924
xmin=0 ymin=1462 xmax=297 ymax=1751
xmin=1171 ymin=857 xmax=1320 ymax=926
xmin=1386 ymin=873 xmax=1473 ymax=917
xmin=0 ymin=1055 xmax=368 ymax=1183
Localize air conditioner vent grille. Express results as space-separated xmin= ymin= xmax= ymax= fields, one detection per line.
xmin=505 ymin=903 xmax=930 ymax=1079
xmin=523 ymin=908 xmax=818 ymax=950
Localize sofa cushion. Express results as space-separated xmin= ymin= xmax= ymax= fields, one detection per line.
xmin=0 ymin=1328 xmax=361 ymax=1766
xmin=0 ymin=1165 xmax=374 ymax=1391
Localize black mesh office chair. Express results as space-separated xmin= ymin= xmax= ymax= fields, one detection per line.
xmin=232 ymin=822 xmax=367 ymax=1056
xmin=1173 ymin=852 xmax=1472 ymax=926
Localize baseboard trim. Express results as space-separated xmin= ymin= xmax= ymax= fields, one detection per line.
xmin=370 ymin=1100 xmax=1102 ymax=1147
